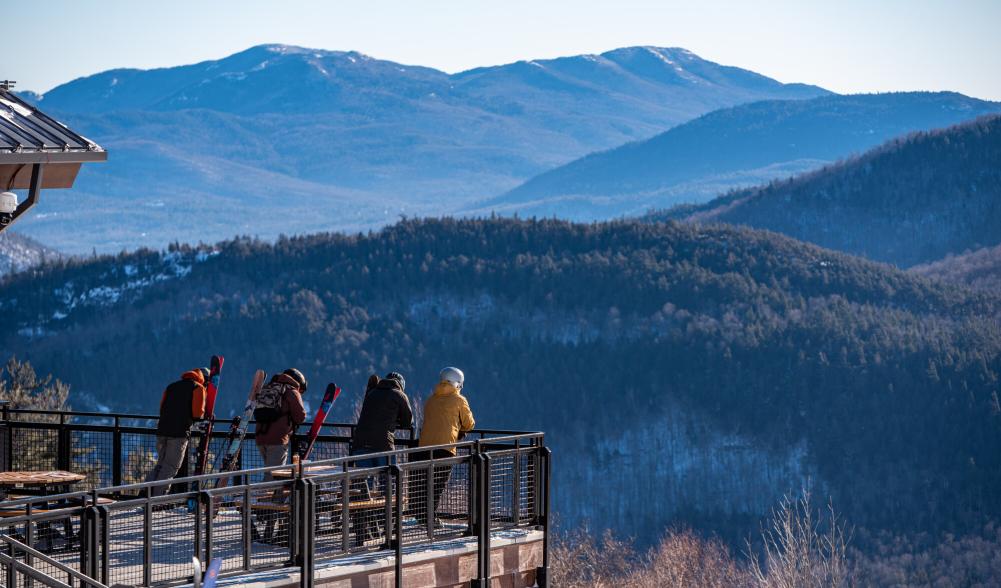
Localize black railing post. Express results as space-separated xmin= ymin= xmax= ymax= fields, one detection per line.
xmin=112 ymin=417 xmax=122 ymax=487
xmin=6 ymin=541 xmax=14 ymax=588
xmin=512 ymin=439 xmax=521 ymax=525
xmin=143 ymin=487 xmax=152 ymax=587
xmin=80 ymin=498 xmax=94 ymax=579
xmin=57 ymin=414 xmax=71 ymax=471
xmin=536 ymin=446 xmax=552 ymax=588
xmin=194 ymin=488 xmax=203 ymax=573
xmin=298 ymin=479 xmax=315 ymax=588
xmin=471 ymin=452 xmax=491 ymax=588
xmin=242 ymin=485 xmax=252 ymax=571
xmin=0 ymin=400 xmax=10 ymax=472
xmin=97 ymin=504 xmax=110 ymax=586
xmin=203 ymin=490 xmax=214 ymax=565
xmin=392 ymin=464 xmax=404 ymax=588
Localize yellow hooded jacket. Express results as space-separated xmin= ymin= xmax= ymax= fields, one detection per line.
xmin=418 ymin=381 xmax=475 ymax=454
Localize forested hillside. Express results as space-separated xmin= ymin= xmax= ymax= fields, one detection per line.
xmin=2 ymin=218 xmax=999 ymax=545
xmin=655 ymin=115 xmax=1001 ymax=267
xmin=483 ymin=92 xmax=1001 ymax=219
xmin=911 ymin=244 xmax=1001 ymax=293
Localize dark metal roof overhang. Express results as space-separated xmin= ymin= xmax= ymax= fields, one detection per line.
xmin=0 ymin=85 xmax=106 ymax=232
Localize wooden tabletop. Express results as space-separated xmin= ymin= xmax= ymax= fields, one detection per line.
xmin=270 ymin=465 xmax=343 ymax=479
xmin=0 ymin=470 xmax=86 ymax=487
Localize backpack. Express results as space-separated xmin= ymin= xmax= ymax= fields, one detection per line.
xmin=254 ymin=381 xmax=290 ymax=425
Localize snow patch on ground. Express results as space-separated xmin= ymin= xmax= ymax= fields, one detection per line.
xmin=24 ymin=248 xmax=217 ymax=331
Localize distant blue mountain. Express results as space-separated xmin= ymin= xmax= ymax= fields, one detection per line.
xmin=654 ymin=114 xmax=1001 ymax=267
xmin=480 ymin=92 xmax=1001 ymax=220
xmin=15 ymin=45 xmax=828 ymax=253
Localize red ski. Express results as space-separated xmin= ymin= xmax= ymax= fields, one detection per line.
xmin=300 ymin=383 xmax=341 ymax=461
xmin=192 ymin=355 xmax=223 ymax=476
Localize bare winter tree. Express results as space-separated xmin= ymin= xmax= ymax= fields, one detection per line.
xmin=0 ymin=356 xmax=70 ymax=413
xmin=749 ymin=489 xmax=854 ymax=588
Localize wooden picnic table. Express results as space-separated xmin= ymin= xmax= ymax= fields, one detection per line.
xmin=0 ymin=470 xmax=86 ymax=490
xmin=0 ymin=470 xmax=86 ymax=552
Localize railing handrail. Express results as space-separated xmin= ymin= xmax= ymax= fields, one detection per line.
xmin=0 ymin=534 xmax=109 ymax=588
xmin=1 ymin=407 xmax=414 ymax=435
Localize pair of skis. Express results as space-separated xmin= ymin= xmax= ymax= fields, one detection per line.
xmin=187 ymin=366 xmax=340 ymax=511
xmin=212 ymin=369 xmax=267 ymax=490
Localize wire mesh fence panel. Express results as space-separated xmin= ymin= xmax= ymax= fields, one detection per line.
xmin=244 ymin=480 xmax=296 ymax=569
xmin=6 ymin=508 xmax=89 ymax=582
xmin=312 ymin=468 xmax=393 ymax=555
xmin=10 ymin=428 xmax=58 ymax=472
xmin=304 ymin=436 xmax=350 ymax=463
xmin=188 ymin=434 xmax=231 ymax=477
xmin=71 ymin=429 xmax=113 ymax=489
xmin=120 ymin=432 xmax=160 ymax=487
xmin=206 ymin=486 xmax=253 ymax=575
xmin=402 ymin=462 xmax=430 ymax=546
xmin=436 ymin=458 xmax=471 ymax=539
xmin=311 ymin=475 xmax=350 ymax=559
xmin=148 ymin=499 xmax=199 ymax=586
xmin=518 ymin=452 xmax=536 ymax=525
xmin=488 ymin=453 xmax=516 ymax=529
xmin=0 ymin=550 xmax=88 ymax=588
xmin=0 ymin=423 xmax=9 ymax=471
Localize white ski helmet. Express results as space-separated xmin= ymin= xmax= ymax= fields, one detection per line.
xmin=439 ymin=367 xmax=464 ymax=389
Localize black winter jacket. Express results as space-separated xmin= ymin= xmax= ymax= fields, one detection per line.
xmin=351 ymin=379 xmax=413 ymax=452
xmin=156 ymin=371 xmax=206 ymax=438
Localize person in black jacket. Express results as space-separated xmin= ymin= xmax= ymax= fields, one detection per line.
xmin=351 ymin=372 xmax=413 ymax=463
xmin=348 ymin=372 xmax=412 ymax=544
xmin=146 ymin=368 xmax=209 ymax=496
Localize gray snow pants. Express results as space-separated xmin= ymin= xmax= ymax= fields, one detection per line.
xmin=257 ymin=444 xmax=289 ymax=482
xmin=146 ymin=435 xmax=189 ymax=496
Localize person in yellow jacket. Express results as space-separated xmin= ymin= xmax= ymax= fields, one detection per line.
xmin=410 ymin=367 xmax=475 ymax=530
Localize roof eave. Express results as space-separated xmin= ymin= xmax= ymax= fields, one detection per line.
xmin=0 ymin=150 xmax=108 ymax=164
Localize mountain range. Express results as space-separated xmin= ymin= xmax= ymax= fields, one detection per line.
xmin=16 ymin=44 xmax=828 ymax=253
xmin=653 ymin=115 xmax=1001 ymax=267
xmin=480 ymin=92 xmax=1001 ymax=219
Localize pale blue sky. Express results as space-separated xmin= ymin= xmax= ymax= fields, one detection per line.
xmin=7 ymin=0 xmax=1001 ymax=100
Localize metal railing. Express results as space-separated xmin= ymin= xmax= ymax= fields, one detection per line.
xmin=0 ymin=410 xmax=550 ymax=588
xmin=0 ymin=534 xmax=109 ymax=588
xmin=0 ymin=407 xmax=425 ymax=490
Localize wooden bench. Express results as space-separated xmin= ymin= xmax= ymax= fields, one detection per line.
xmin=240 ymin=493 xmax=404 ymax=546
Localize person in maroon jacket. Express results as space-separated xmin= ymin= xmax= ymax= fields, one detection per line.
xmin=254 ymin=368 xmax=307 ymax=481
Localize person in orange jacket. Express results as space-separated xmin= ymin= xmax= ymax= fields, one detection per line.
xmin=146 ymin=368 xmax=209 ymax=496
